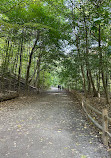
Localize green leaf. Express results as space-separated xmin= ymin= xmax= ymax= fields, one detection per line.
xmin=81 ymin=155 xmax=87 ymax=158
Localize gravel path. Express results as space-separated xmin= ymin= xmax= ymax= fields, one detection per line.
xmin=0 ymin=88 xmax=110 ymax=158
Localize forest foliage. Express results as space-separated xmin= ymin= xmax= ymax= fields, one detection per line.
xmin=0 ymin=0 xmax=111 ymax=103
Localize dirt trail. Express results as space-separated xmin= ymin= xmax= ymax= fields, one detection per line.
xmin=0 ymin=88 xmax=110 ymax=158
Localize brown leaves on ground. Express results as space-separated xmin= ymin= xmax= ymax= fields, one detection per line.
xmin=73 ymin=91 xmax=111 ymax=147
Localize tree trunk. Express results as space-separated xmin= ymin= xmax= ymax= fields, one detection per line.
xmin=29 ymin=58 xmax=38 ymax=84
xmin=0 ymin=91 xmax=19 ymax=102
xmin=25 ymin=30 xmax=40 ymax=90
xmin=97 ymin=69 xmax=101 ymax=93
xmin=88 ymin=70 xmax=98 ymax=97
xmin=87 ymin=70 xmax=91 ymax=94
xmin=3 ymin=39 xmax=10 ymax=72
xmin=35 ymin=54 xmax=41 ymax=93
xmin=84 ymin=15 xmax=98 ymax=97
xmin=18 ymin=29 xmax=24 ymax=92
xmin=76 ymin=35 xmax=87 ymax=97
xmin=98 ymin=24 xmax=109 ymax=104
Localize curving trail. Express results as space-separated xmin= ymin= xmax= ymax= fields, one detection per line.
xmin=0 ymin=88 xmax=110 ymax=158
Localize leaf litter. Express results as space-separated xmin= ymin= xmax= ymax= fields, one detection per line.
xmin=0 ymin=90 xmax=110 ymax=158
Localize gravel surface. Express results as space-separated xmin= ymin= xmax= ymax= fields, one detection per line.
xmin=0 ymin=87 xmax=110 ymax=158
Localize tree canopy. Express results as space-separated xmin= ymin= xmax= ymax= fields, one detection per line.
xmin=0 ymin=0 xmax=111 ymax=103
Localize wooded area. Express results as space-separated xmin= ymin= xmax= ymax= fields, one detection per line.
xmin=0 ymin=0 xmax=111 ymax=103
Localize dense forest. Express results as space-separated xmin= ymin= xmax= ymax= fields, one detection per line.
xmin=0 ymin=0 xmax=111 ymax=103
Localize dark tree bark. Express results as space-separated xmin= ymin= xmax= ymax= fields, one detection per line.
xmin=97 ymin=69 xmax=101 ymax=93
xmin=34 ymin=53 xmax=41 ymax=93
xmin=98 ymin=24 xmax=109 ymax=104
xmin=87 ymin=70 xmax=91 ymax=94
xmin=83 ymin=14 xmax=98 ymax=97
xmin=76 ymin=35 xmax=87 ymax=97
xmin=18 ymin=29 xmax=24 ymax=91
xmin=25 ymin=30 xmax=40 ymax=90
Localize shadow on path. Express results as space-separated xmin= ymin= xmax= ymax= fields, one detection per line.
xmin=0 ymin=88 xmax=110 ymax=158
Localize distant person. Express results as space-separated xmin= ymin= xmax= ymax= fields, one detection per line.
xmin=58 ymin=85 xmax=61 ymax=90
